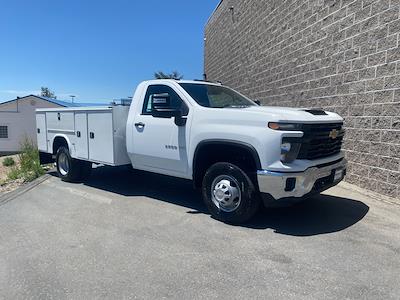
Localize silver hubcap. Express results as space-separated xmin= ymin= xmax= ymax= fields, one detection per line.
xmin=58 ymin=153 xmax=70 ymax=176
xmin=211 ymin=175 xmax=241 ymax=212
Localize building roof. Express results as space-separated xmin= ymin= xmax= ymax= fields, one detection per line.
xmin=0 ymin=95 xmax=107 ymax=108
xmin=34 ymin=96 xmax=83 ymax=107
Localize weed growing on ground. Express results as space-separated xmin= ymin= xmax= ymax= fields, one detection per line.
xmin=2 ymin=157 xmax=15 ymax=167
xmin=7 ymin=138 xmax=45 ymax=182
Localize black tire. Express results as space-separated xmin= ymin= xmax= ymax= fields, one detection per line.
xmin=202 ymin=162 xmax=260 ymax=224
xmin=78 ymin=161 xmax=92 ymax=181
xmin=55 ymin=147 xmax=82 ymax=182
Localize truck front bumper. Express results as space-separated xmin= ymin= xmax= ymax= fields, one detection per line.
xmin=257 ymin=158 xmax=347 ymax=201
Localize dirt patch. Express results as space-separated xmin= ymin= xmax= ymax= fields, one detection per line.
xmin=0 ymin=155 xmax=22 ymax=194
xmin=0 ymin=178 xmax=24 ymax=194
xmin=0 ymin=155 xmax=19 ymax=181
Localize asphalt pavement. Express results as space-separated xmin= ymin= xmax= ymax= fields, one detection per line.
xmin=0 ymin=166 xmax=399 ymax=299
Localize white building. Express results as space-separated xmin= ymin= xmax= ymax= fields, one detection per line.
xmin=0 ymin=95 xmax=81 ymax=154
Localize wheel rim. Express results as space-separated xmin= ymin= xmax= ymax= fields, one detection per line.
xmin=211 ymin=175 xmax=242 ymax=212
xmin=58 ymin=153 xmax=70 ymax=176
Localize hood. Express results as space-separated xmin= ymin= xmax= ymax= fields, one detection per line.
xmin=239 ymin=106 xmax=344 ymax=123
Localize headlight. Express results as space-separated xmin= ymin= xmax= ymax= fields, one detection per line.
xmin=281 ymin=140 xmax=301 ymax=163
xmin=268 ymin=122 xmax=302 ymax=131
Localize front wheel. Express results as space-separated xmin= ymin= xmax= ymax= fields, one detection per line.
xmin=202 ymin=162 xmax=260 ymax=224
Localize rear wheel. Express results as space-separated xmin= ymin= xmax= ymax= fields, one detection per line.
xmin=202 ymin=162 xmax=260 ymax=224
xmin=56 ymin=147 xmax=83 ymax=182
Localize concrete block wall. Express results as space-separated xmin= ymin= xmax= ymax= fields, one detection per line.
xmin=205 ymin=0 xmax=400 ymax=200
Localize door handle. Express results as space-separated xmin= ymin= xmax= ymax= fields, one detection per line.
xmin=135 ymin=122 xmax=145 ymax=128
xmin=90 ymin=132 xmax=94 ymax=139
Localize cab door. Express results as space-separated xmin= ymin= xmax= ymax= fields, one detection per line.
xmin=131 ymin=84 xmax=190 ymax=177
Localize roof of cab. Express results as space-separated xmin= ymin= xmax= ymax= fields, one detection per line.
xmin=142 ymin=79 xmax=223 ymax=86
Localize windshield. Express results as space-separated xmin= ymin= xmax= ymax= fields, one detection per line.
xmin=179 ymin=83 xmax=256 ymax=108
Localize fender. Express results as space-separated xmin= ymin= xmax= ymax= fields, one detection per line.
xmin=192 ymin=139 xmax=262 ymax=178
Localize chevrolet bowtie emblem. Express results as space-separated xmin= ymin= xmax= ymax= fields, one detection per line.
xmin=329 ymin=129 xmax=339 ymax=139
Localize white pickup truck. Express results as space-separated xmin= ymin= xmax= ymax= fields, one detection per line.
xmin=36 ymin=79 xmax=346 ymax=223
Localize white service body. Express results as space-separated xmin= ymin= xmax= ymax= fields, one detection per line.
xmin=36 ymin=106 xmax=130 ymax=166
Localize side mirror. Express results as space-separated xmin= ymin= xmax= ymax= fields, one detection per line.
xmin=151 ymin=93 xmax=175 ymax=118
xmin=254 ymin=100 xmax=261 ymax=106
xmin=151 ymin=93 xmax=187 ymax=126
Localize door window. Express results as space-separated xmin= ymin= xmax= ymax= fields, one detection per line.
xmin=142 ymin=85 xmax=188 ymax=116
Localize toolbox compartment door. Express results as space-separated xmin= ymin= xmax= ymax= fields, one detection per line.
xmin=74 ymin=112 xmax=89 ymax=160
xmin=46 ymin=112 xmax=75 ymax=133
xmin=88 ymin=112 xmax=114 ymax=163
xmin=36 ymin=113 xmax=48 ymax=152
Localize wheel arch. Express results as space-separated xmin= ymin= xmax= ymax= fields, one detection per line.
xmin=52 ymin=134 xmax=72 ymax=155
xmin=192 ymin=139 xmax=261 ymax=188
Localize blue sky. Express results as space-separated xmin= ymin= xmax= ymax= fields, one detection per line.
xmin=0 ymin=0 xmax=220 ymax=103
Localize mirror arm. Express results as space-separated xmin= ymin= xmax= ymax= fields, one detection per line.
xmin=174 ymin=114 xmax=187 ymax=127
xmin=151 ymin=108 xmax=187 ymax=126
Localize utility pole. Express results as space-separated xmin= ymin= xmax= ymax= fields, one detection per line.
xmin=70 ymin=95 xmax=75 ymax=103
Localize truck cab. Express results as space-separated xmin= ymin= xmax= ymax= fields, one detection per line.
xmin=37 ymin=79 xmax=346 ymax=224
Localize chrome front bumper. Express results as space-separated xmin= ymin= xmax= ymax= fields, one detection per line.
xmin=257 ymin=159 xmax=347 ymax=200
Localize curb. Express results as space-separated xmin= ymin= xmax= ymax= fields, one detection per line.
xmin=0 ymin=174 xmax=51 ymax=206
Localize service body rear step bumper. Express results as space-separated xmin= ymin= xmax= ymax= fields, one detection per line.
xmin=257 ymin=158 xmax=347 ymax=202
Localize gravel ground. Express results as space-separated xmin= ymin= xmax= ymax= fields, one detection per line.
xmin=0 ymin=155 xmax=18 ymax=180
xmin=0 ymin=155 xmax=21 ymax=194
xmin=0 ymin=178 xmax=24 ymax=194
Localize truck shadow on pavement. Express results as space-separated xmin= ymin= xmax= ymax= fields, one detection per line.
xmin=248 ymin=196 xmax=369 ymax=236
xmin=51 ymin=166 xmax=369 ymax=236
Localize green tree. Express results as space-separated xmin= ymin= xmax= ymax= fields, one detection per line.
xmin=40 ymin=87 xmax=57 ymax=99
xmin=154 ymin=71 xmax=183 ymax=80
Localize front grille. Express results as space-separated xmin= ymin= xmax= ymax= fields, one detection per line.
xmin=297 ymin=123 xmax=344 ymax=160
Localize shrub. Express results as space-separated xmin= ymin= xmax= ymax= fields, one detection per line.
xmin=7 ymin=138 xmax=45 ymax=182
xmin=2 ymin=157 xmax=15 ymax=167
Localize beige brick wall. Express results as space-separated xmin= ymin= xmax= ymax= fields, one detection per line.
xmin=205 ymin=0 xmax=400 ymax=200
